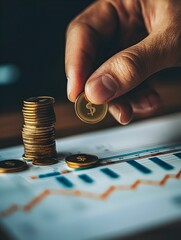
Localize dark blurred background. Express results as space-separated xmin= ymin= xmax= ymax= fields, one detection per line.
xmin=0 ymin=0 xmax=94 ymax=112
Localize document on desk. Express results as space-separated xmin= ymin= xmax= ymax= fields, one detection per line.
xmin=0 ymin=113 xmax=181 ymax=240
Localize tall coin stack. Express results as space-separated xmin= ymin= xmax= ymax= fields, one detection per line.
xmin=22 ymin=96 xmax=58 ymax=165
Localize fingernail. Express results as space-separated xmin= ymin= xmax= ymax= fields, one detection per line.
xmin=67 ymin=77 xmax=71 ymax=100
xmin=86 ymin=74 xmax=119 ymax=103
xmin=120 ymin=113 xmax=132 ymax=125
xmin=109 ymin=105 xmax=121 ymax=123
xmin=109 ymin=105 xmax=132 ymax=125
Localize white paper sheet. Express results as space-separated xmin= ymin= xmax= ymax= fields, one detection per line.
xmin=0 ymin=113 xmax=181 ymax=240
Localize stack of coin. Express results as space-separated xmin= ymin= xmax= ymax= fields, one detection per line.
xmin=65 ymin=154 xmax=99 ymax=169
xmin=22 ymin=96 xmax=58 ymax=165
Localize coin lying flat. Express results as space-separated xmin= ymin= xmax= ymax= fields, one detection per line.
xmin=24 ymin=96 xmax=55 ymax=105
xmin=0 ymin=160 xmax=28 ymax=173
xmin=32 ymin=158 xmax=58 ymax=166
xmin=75 ymin=92 xmax=108 ymax=124
xmin=65 ymin=154 xmax=99 ymax=169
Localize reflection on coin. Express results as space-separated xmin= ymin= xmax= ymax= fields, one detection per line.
xmin=0 ymin=159 xmax=28 ymax=173
xmin=65 ymin=154 xmax=99 ymax=169
xmin=75 ymin=92 xmax=108 ymax=124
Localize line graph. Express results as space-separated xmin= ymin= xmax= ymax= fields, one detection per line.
xmin=1 ymin=170 xmax=181 ymax=218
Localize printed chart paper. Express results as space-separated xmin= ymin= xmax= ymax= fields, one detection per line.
xmin=0 ymin=113 xmax=181 ymax=240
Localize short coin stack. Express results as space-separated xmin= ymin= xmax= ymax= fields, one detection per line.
xmin=22 ymin=96 xmax=58 ymax=165
xmin=65 ymin=154 xmax=99 ymax=169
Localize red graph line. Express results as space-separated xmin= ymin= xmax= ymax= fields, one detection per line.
xmin=0 ymin=170 xmax=181 ymax=218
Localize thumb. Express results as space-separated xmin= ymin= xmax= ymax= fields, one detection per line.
xmin=85 ymin=31 xmax=178 ymax=104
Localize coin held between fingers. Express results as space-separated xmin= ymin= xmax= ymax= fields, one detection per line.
xmin=75 ymin=92 xmax=108 ymax=124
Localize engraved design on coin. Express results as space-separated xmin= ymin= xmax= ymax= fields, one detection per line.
xmin=65 ymin=153 xmax=99 ymax=169
xmin=86 ymin=102 xmax=96 ymax=116
xmin=0 ymin=159 xmax=28 ymax=173
xmin=5 ymin=161 xmax=15 ymax=167
xmin=76 ymin=155 xmax=87 ymax=162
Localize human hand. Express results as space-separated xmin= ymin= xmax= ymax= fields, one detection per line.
xmin=65 ymin=0 xmax=181 ymax=124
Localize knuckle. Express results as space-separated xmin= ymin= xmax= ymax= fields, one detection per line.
xmin=66 ymin=10 xmax=88 ymax=36
xmin=164 ymin=25 xmax=181 ymax=66
xmin=66 ymin=19 xmax=79 ymax=36
xmin=113 ymin=50 xmax=147 ymax=87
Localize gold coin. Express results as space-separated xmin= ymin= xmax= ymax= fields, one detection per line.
xmin=22 ymin=126 xmax=55 ymax=131
xmin=24 ymin=153 xmax=56 ymax=159
xmin=23 ymin=109 xmax=54 ymax=113
xmin=32 ymin=158 xmax=58 ymax=166
xmin=66 ymin=163 xmax=96 ymax=169
xmin=66 ymin=158 xmax=98 ymax=166
xmin=23 ymin=115 xmax=55 ymax=120
xmin=23 ymin=141 xmax=55 ymax=146
xmin=23 ymin=151 xmax=56 ymax=156
xmin=22 ymin=137 xmax=55 ymax=142
xmin=65 ymin=154 xmax=99 ymax=169
xmin=24 ymin=117 xmax=55 ymax=121
xmin=0 ymin=159 xmax=28 ymax=173
xmin=22 ymin=130 xmax=55 ymax=136
xmin=22 ymin=135 xmax=55 ymax=140
xmin=23 ymin=110 xmax=54 ymax=115
xmin=23 ymin=149 xmax=56 ymax=154
xmin=23 ymin=105 xmax=53 ymax=109
xmin=23 ymin=103 xmax=53 ymax=107
xmin=24 ymin=153 xmax=56 ymax=158
xmin=23 ymin=125 xmax=55 ymax=130
xmin=24 ymin=121 xmax=55 ymax=126
xmin=24 ymin=146 xmax=56 ymax=151
xmin=24 ymin=151 xmax=57 ymax=156
xmin=22 ymin=132 xmax=55 ymax=137
xmin=23 ymin=112 xmax=54 ymax=117
xmin=22 ymin=130 xmax=55 ymax=135
xmin=66 ymin=161 xmax=97 ymax=167
xmin=22 ymin=154 xmax=34 ymax=161
xmin=24 ymin=96 xmax=55 ymax=105
xmin=23 ymin=142 xmax=56 ymax=147
xmin=24 ymin=117 xmax=54 ymax=122
xmin=75 ymin=92 xmax=108 ymax=124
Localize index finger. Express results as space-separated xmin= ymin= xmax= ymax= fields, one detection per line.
xmin=65 ymin=0 xmax=117 ymax=102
